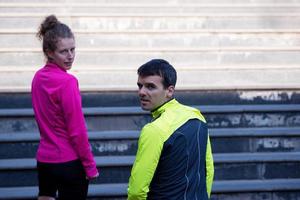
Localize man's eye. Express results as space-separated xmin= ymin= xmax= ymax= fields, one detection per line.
xmin=147 ymin=85 xmax=155 ymax=90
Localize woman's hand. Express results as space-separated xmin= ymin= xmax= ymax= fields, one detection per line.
xmin=87 ymin=172 xmax=99 ymax=180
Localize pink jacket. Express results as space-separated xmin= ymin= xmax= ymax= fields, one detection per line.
xmin=31 ymin=63 xmax=98 ymax=178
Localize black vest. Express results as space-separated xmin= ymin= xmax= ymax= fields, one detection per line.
xmin=148 ymin=119 xmax=209 ymax=200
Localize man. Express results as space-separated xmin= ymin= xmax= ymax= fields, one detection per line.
xmin=127 ymin=59 xmax=214 ymax=200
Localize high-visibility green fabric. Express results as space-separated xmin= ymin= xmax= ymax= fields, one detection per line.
xmin=127 ymin=99 xmax=214 ymax=200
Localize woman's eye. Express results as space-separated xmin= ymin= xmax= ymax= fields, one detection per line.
xmin=60 ymin=50 xmax=67 ymax=54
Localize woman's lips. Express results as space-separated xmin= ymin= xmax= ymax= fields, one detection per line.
xmin=65 ymin=62 xmax=73 ymax=66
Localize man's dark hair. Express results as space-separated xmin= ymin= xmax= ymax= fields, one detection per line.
xmin=137 ymin=59 xmax=177 ymax=88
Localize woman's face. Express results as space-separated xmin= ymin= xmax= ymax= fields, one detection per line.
xmin=47 ymin=37 xmax=75 ymax=71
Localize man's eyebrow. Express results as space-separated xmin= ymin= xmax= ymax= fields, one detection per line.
xmin=145 ymin=82 xmax=157 ymax=87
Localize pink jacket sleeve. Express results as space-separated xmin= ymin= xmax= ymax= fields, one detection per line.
xmin=61 ymin=77 xmax=99 ymax=178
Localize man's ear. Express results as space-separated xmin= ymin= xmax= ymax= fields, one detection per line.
xmin=166 ymin=85 xmax=175 ymax=98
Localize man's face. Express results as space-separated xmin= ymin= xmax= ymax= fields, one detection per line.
xmin=137 ymin=75 xmax=174 ymax=111
xmin=47 ymin=37 xmax=75 ymax=71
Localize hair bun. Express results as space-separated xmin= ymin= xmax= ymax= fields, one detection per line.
xmin=37 ymin=15 xmax=60 ymax=40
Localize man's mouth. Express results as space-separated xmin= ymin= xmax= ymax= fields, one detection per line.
xmin=140 ymin=99 xmax=149 ymax=103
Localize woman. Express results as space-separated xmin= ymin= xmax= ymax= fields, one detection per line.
xmin=31 ymin=15 xmax=99 ymax=200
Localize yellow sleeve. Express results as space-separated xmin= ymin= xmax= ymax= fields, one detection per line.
xmin=127 ymin=124 xmax=164 ymax=200
xmin=206 ymin=134 xmax=214 ymax=197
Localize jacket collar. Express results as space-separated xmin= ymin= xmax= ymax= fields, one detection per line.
xmin=151 ymin=98 xmax=177 ymax=119
xmin=45 ymin=62 xmax=66 ymax=72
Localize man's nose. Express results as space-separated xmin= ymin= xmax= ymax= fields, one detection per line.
xmin=138 ymin=87 xmax=146 ymax=96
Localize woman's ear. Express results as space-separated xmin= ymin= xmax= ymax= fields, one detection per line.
xmin=166 ymin=85 xmax=175 ymax=98
xmin=46 ymin=50 xmax=53 ymax=60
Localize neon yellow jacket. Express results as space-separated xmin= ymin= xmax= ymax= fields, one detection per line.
xmin=127 ymin=99 xmax=214 ymax=200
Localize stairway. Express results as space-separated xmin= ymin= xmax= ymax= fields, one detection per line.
xmin=0 ymin=0 xmax=300 ymax=92
xmin=0 ymin=90 xmax=300 ymax=200
xmin=0 ymin=0 xmax=300 ymax=199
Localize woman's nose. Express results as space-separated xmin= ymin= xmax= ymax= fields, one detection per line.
xmin=67 ymin=50 xmax=74 ymax=58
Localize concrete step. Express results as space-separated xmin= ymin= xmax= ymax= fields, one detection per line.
xmin=1 ymin=127 xmax=300 ymax=159
xmin=0 ymin=50 xmax=299 ymax=91
xmin=0 ymin=105 xmax=299 ymax=133
xmin=2 ymin=28 xmax=300 ymax=34
xmin=0 ymin=183 xmax=128 ymax=200
xmin=1 ymin=179 xmax=300 ymax=200
xmin=1 ymin=0 xmax=300 ymax=3
xmin=2 ymin=32 xmax=300 ymax=49
xmin=1 ymin=90 xmax=299 ymax=108
xmin=1 ymin=49 xmax=299 ymax=67
xmin=0 ymin=90 xmax=299 ymax=108
xmin=0 ymin=152 xmax=299 ymax=187
xmin=0 ymin=15 xmax=300 ymax=30
xmin=1 ymin=3 xmax=300 ymax=14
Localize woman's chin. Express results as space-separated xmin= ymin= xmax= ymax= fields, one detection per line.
xmin=64 ymin=65 xmax=72 ymax=70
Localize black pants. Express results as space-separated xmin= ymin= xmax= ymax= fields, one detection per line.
xmin=37 ymin=159 xmax=89 ymax=200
